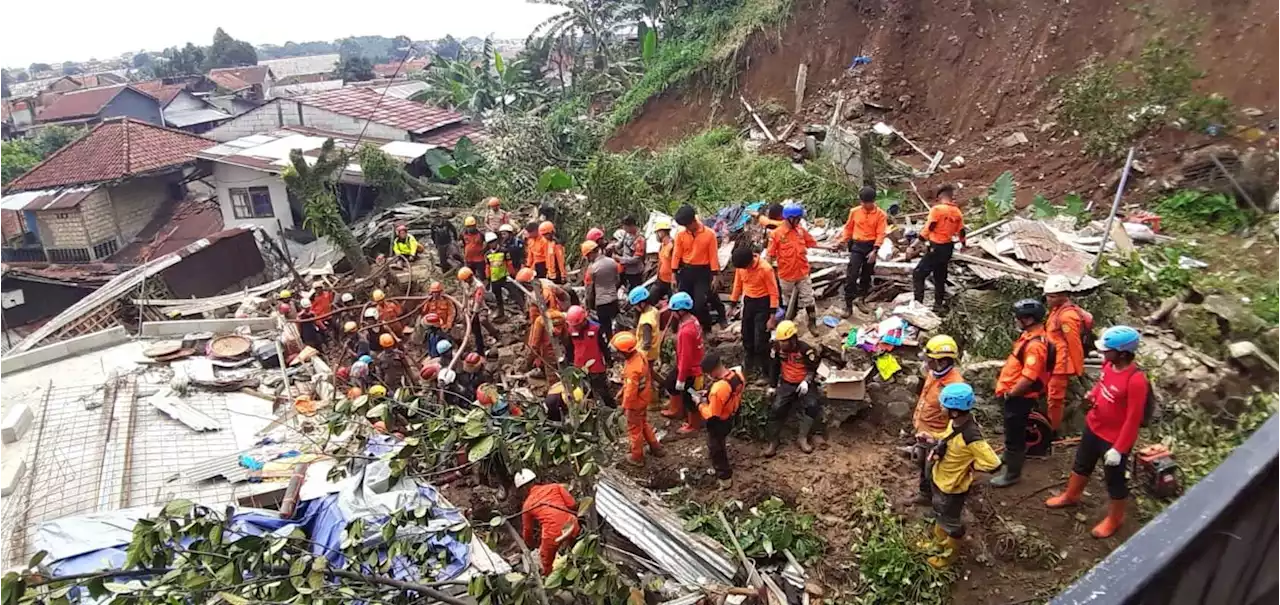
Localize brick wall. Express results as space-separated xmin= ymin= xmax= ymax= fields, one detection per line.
xmin=31 ymin=190 xmax=110 ymax=249
xmin=81 ymin=188 xmax=119 ymax=245
xmin=206 ymin=99 xmax=408 ymax=142
xmin=109 ymin=176 xmax=172 ymax=241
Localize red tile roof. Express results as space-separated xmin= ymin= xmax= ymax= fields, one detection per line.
xmin=296 ymin=87 xmax=464 ymax=134
xmin=112 ymin=197 xmax=224 ymax=263
xmin=208 ymin=65 xmax=271 ymax=91
xmin=416 ymin=121 xmax=487 ymax=149
xmin=131 ymin=80 xmax=188 ymax=105
xmin=372 ymin=58 xmax=431 ymax=78
xmin=6 ymin=118 xmax=215 ymax=192
xmin=34 ymin=85 xmax=149 ymax=122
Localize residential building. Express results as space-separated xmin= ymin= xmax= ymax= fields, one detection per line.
xmin=207 ymin=66 xmax=276 ymax=102
xmin=33 ymin=85 xmax=162 ymax=128
xmin=44 ymin=72 xmax=128 ymax=93
xmin=371 ymin=57 xmax=430 ymax=79
xmin=348 ymin=79 xmax=429 ymax=100
xmin=271 ymin=80 xmax=345 ymax=99
xmin=0 ymin=118 xmax=215 ymax=263
xmin=205 ymin=87 xmax=485 ymax=149
xmin=194 ymin=128 xmax=437 ymax=237
xmin=260 ymin=54 xmax=340 ymax=80
xmin=1 ymin=263 xmax=120 ymax=350
xmin=1 ymin=99 xmax=36 ymax=139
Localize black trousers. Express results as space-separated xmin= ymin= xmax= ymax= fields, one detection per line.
xmin=489 ymin=277 xmax=523 ymax=314
xmin=913 ymin=242 xmax=955 ymax=305
xmin=470 ymin=314 xmax=486 ymax=357
xmin=1002 ymin=395 xmax=1037 ymax=455
xmin=677 ymin=264 xmax=726 ymax=329
xmin=916 ymin=444 xmax=935 ymax=497
xmin=467 ymin=260 xmax=486 ymax=279
xmin=1074 ymin=425 xmax=1130 ymax=499
xmin=534 ymin=261 xmax=548 ymax=279
xmin=844 ymin=240 xmax=877 ymax=301
xmin=741 ymin=295 xmax=773 ymax=372
xmin=587 ymin=372 xmax=616 ymax=409
xmin=649 ymin=280 xmax=674 ymax=303
xmin=596 ymin=301 xmax=619 ymax=350
xmin=706 ymin=417 xmax=733 ymax=479
xmin=931 ymin=486 xmax=968 ymax=537
xmin=621 ymin=271 xmax=644 ymax=293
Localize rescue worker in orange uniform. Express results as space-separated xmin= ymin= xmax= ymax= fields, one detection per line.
xmin=662 ymin=292 xmax=704 ymax=434
xmin=614 ymin=331 xmax=664 ymax=466
xmin=911 ymin=335 xmax=965 ymax=505
xmin=767 ymin=320 xmax=825 ymax=456
xmin=651 ymin=218 xmax=676 ymax=303
xmin=516 ymin=469 xmax=580 ymax=574
xmin=419 ymin=282 xmax=456 ymax=331
xmin=698 ymin=352 xmax=744 ymax=489
xmin=526 ymin=307 xmax=566 ymax=382
xmin=671 ymin=204 xmax=727 ymax=330
xmin=728 ymin=247 xmax=779 ymax=380
xmin=536 ymin=222 xmax=568 ymax=284
xmin=524 ymin=222 xmax=549 ymax=276
xmin=990 ymin=299 xmax=1050 ymax=488
xmin=913 ymin=184 xmax=966 ymax=310
xmin=766 ymin=201 xmax=820 ymax=332
xmin=371 ymin=289 xmax=403 ymax=336
xmin=461 ymin=216 xmax=487 ymax=278
xmin=1043 ymin=275 xmax=1091 ymax=433
xmin=833 ymin=186 xmax=888 ymax=316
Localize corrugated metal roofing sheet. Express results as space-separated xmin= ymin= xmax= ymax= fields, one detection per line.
xmin=164 ymin=108 xmax=231 ymax=128
xmin=197 ymin=130 xmax=433 ymax=174
xmin=0 ymin=185 xmax=99 ymax=211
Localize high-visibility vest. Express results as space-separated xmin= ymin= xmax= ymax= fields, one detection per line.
xmin=392 ymin=235 xmax=419 ymax=256
xmin=638 ymin=308 xmax=662 ymax=361
xmin=486 ymin=250 xmax=509 ymax=281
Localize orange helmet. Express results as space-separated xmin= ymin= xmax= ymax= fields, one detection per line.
xmin=347 ymin=386 xmax=363 ymax=399
xmin=611 ymin=331 xmax=638 ymax=353
xmin=485 ymin=196 xmax=501 ymax=208
xmin=457 ymin=267 xmax=474 ymax=281
xmin=379 ymin=333 xmax=396 ymax=348
xmin=515 ymin=267 xmax=536 ymax=283
xmin=580 ymin=240 xmax=598 ymax=256
xmin=538 ymin=221 xmax=555 ymax=235
xmin=476 ymin=383 xmax=498 ymax=407
xmin=429 ymin=281 xmax=444 ymax=294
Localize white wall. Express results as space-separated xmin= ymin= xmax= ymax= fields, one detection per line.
xmin=205 ymin=99 xmax=409 ymax=142
xmin=212 ymin=163 xmax=293 ymax=235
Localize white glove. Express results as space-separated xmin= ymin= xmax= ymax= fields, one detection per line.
xmin=1104 ymin=448 xmax=1122 ymax=466
xmin=438 ymin=368 xmax=456 ymax=385
xmin=797 ymin=380 xmax=809 ymax=395
xmin=766 ymin=387 xmax=776 ymax=395
xmin=674 ymin=379 xmax=685 ymax=391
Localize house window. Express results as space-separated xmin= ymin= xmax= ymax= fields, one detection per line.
xmin=55 ymin=212 xmax=70 ymax=219
xmin=92 ymin=238 xmax=119 ymax=259
xmin=229 ymin=186 xmax=274 ymax=219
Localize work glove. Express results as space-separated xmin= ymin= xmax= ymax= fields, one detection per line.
xmin=766 ymin=387 xmax=776 ymax=396
xmin=797 ymin=380 xmax=809 ymax=395
xmin=675 ymin=379 xmax=685 ymax=391
xmin=1104 ymin=448 xmax=1122 ymax=466
xmin=438 ymin=368 xmax=456 ymax=385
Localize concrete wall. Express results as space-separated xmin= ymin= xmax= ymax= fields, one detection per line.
xmin=100 ymin=88 xmax=163 ymax=126
xmin=108 ymin=177 xmax=172 ymax=242
xmin=213 ymin=163 xmax=293 ymax=233
xmin=206 ymin=99 xmax=408 ymax=142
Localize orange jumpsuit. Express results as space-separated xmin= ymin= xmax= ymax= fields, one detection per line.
xmin=419 ymin=296 xmax=456 ymax=329
xmin=521 ymin=484 xmax=580 ymax=573
xmin=1045 ymin=303 xmax=1087 ymax=430
xmin=376 ymin=300 xmax=404 ymax=334
xmin=621 ymin=351 xmax=660 ymax=462
xmin=527 ymin=311 xmax=565 ymax=381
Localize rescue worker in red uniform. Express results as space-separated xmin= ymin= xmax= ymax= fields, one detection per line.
xmin=767 ymin=320 xmax=825 ymax=456
xmin=565 ymin=305 xmax=617 ymax=409
xmin=516 ymin=469 xmax=580 ymax=573
xmin=661 ymin=292 xmax=704 ymax=434
xmin=699 ymin=352 xmax=744 ymax=489
xmin=990 ymin=299 xmax=1050 ymax=488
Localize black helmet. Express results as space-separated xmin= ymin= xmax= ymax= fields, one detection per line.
xmin=1012 ymin=298 xmax=1046 ymax=322
xmin=859 ymin=186 xmax=876 ymax=202
xmin=731 ymin=246 xmax=755 ymax=269
xmin=674 ymin=204 xmax=696 ymax=227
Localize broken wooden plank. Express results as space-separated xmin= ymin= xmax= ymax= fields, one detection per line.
xmin=794 ymin=63 xmax=808 ymax=113
xmin=778 ymin=120 xmax=798 ymax=141
xmin=740 ymin=95 xmax=777 ymax=142
xmin=954 ymin=252 xmax=1048 ymax=280
xmin=829 ymin=95 xmax=845 ymax=128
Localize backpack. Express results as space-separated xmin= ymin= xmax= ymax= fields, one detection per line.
xmin=1017 ymin=335 xmax=1057 ymax=392
xmin=1121 ymin=364 xmax=1160 ymax=426
xmin=1071 ymin=304 xmax=1097 ymax=357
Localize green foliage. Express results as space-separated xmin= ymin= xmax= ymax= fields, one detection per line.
xmin=604 ymin=38 xmax=706 ymax=131
xmin=1058 ymin=31 xmax=1231 ymax=158
xmin=337 ymin=55 xmax=375 ymax=82
xmin=468 ymin=533 xmax=628 ymax=605
xmin=282 ymin=139 xmax=370 ymax=275
xmin=424 ymin=136 xmax=484 ymax=181
xmin=1153 ymin=189 xmax=1251 ymax=233
xmin=1030 ymin=192 xmax=1090 ymax=226
xmin=206 ymin=27 xmax=258 ymax=70
xmin=415 ymin=38 xmax=546 ymax=115
xmin=1 ymin=125 xmax=84 ymax=185
xmin=848 ymin=488 xmax=952 ymax=605
xmin=537 ymin=167 xmax=576 ymax=193
xmin=1147 ymin=393 xmax=1277 ymax=485
xmin=682 ymin=497 xmax=825 ymax=563
xmin=732 ymin=388 xmax=770 ymax=440
xmin=154 ymin=43 xmax=207 ymax=78
xmin=982 ymin=170 xmax=1016 ymax=223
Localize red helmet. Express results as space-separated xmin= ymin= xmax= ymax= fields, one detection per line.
xmin=425 ymin=312 xmax=441 ymax=326
xmin=565 ymin=305 xmax=588 ymax=326
xmin=464 ymin=352 xmax=483 ymax=365
xmin=586 ymin=227 xmax=605 ymax=242
xmin=277 ymin=303 xmax=292 ymax=315
xmin=336 ymin=367 xmax=350 ymax=380
xmin=395 ymin=223 xmax=407 ymax=233
xmin=420 ymin=361 xmax=440 ymax=380
xmin=476 ymin=383 xmax=498 ymax=406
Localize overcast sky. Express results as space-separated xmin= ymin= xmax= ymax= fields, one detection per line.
xmin=2 ymin=0 xmax=566 ymax=68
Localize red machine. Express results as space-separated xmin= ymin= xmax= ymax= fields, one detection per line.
xmin=1132 ymin=443 xmax=1183 ymax=499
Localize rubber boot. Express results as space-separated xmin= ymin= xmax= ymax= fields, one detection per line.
xmin=927 ymin=534 xmax=959 ymax=568
xmin=1091 ymin=499 xmax=1126 ymax=538
xmin=917 ymin=523 xmax=947 ymax=550
xmin=843 ymin=298 xmax=854 ymax=318
xmin=1045 ymin=473 xmax=1088 ymax=508
xmin=764 ymin=421 xmax=781 ymax=457
xmin=805 ymin=306 xmax=819 ymax=333
xmin=661 ymin=394 xmax=683 ymax=419
xmin=989 ymin=451 xmax=1024 ymax=488
xmin=797 ymin=415 xmax=815 ymax=454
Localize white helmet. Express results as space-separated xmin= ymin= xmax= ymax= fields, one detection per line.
xmin=363 ymin=307 xmax=378 ymax=319
xmin=340 ymin=292 xmax=355 ymax=303
xmin=514 ymin=468 xmax=537 ymax=488
xmin=484 ymin=231 xmax=498 ymax=244
xmin=298 ymin=298 xmax=312 ymax=309
xmin=612 ymin=229 xmax=626 ymax=241
xmin=1043 ymin=274 xmax=1073 ymax=295
xmin=499 ymin=223 xmax=515 ymax=233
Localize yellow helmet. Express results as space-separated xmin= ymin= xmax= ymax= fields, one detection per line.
xmin=925 ymin=334 xmax=959 ymax=359
xmin=464 ymin=216 xmax=478 ymax=227
xmin=773 ymin=320 xmax=798 ymax=341
xmin=372 ymin=289 xmax=386 ymax=302
xmin=369 ymin=384 xmax=387 ymax=397
xmin=278 ymin=289 xmax=293 ymax=300
xmin=653 ymin=218 xmax=672 ymax=231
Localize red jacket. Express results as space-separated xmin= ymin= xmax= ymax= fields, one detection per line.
xmin=569 ymin=321 xmax=607 ymax=374
xmin=1086 ymin=362 xmax=1148 ymax=454
xmin=675 ymin=315 xmax=704 ymax=383
xmin=521 ymin=484 xmax=578 ymax=542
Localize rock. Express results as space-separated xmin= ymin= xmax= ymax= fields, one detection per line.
xmin=1201 ymin=294 xmax=1269 ymax=337
xmin=951 ymin=155 xmax=966 ymax=167
xmin=1000 ymin=132 xmax=1029 ymax=147
xmin=843 ymin=98 xmax=866 ymax=120
xmin=821 ymin=126 xmax=867 ymax=181
xmin=1038 ymin=121 xmax=1057 ymax=133
xmin=1242 ymin=107 xmax=1265 ymax=117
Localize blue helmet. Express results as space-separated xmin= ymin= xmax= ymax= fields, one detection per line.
xmin=669 ymin=292 xmax=694 ymax=311
xmin=939 ymin=383 xmax=975 ymax=411
xmin=628 ymin=286 xmax=651 ymax=306
xmin=358 ymin=355 xmax=373 ymax=364
xmin=782 ymin=202 xmax=804 ymax=220
xmin=1097 ymin=325 xmax=1140 ymax=353
xmin=437 ymin=339 xmax=453 ymax=354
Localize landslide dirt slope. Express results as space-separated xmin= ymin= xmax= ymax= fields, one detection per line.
xmin=607 ymin=0 xmax=1277 ymax=152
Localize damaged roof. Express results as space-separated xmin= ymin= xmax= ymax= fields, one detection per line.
xmin=194 ymin=128 xmax=436 ymax=176
xmin=295 ymin=87 xmax=465 ymax=135
xmin=33 ymin=85 xmax=148 ymax=122
xmin=208 ymin=65 xmax=273 ymax=92
xmin=5 ymin=118 xmax=215 ymax=192
xmin=0 ymin=185 xmax=100 ymax=211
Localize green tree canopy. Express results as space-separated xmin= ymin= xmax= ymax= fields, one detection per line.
xmin=206 ymin=27 xmax=258 ymax=69
xmin=337 ymin=55 xmax=375 ymax=82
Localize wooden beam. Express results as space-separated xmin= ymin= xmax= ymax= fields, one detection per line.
xmin=794 ymin=63 xmax=808 ymax=113
xmin=740 ymin=95 xmax=777 ymax=142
